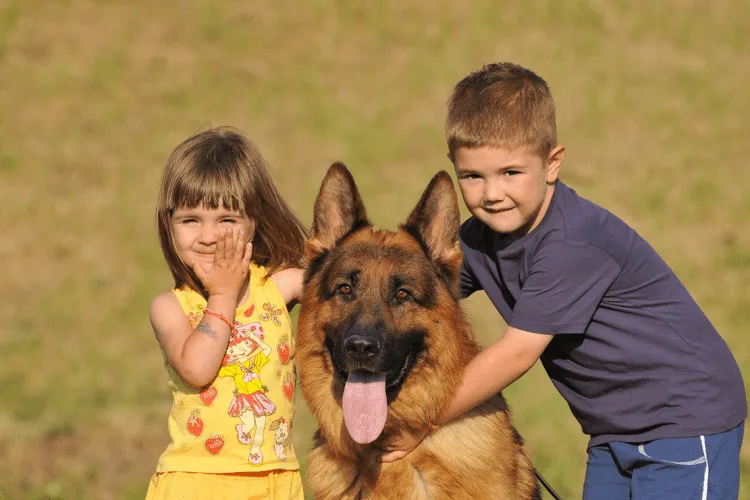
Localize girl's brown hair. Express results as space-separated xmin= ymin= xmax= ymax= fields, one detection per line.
xmin=156 ymin=127 xmax=307 ymax=297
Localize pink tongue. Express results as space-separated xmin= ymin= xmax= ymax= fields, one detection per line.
xmin=342 ymin=371 xmax=387 ymax=444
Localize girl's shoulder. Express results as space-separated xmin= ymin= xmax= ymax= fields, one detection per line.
xmin=269 ymin=267 xmax=305 ymax=307
xmin=149 ymin=290 xmax=196 ymax=339
xmin=150 ymin=290 xmax=181 ymax=315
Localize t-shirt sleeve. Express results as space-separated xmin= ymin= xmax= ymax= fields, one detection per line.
xmin=459 ymin=255 xmax=480 ymax=298
xmin=510 ymin=240 xmax=621 ymax=334
xmin=458 ymin=230 xmax=483 ymax=298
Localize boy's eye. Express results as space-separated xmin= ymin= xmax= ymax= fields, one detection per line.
xmin=504 ymin=170 xmax=520 ymax=176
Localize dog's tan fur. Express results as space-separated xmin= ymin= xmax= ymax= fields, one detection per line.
xmin=296 ymin=163 xmax=539 ymax=500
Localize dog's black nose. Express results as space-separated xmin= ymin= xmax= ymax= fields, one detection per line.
xmin=344 ymin=335 xmax=381 ymax=361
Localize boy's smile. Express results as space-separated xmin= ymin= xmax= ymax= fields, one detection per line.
xmin=453 ymin=145 xmax=564 ymax=238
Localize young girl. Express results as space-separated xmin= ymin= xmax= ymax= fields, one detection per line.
xmin=146 ymin=127 xmax=308 ymax=500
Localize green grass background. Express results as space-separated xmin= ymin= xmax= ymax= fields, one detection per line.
xmin=1 ymin=1 xmax=748 ymax=498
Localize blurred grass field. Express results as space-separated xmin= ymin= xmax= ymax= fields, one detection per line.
xmin=1 ymin=1 xmax=749 ymax=498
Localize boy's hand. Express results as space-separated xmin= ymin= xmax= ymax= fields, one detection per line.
xmin=377 ymin=425 xmax=431 ymax=462
xmin=191 ymin=228 xmax=252 ymax=299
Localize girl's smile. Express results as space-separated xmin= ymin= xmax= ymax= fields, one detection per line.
xmin=170 ymin=205 xmax=255 ymax=267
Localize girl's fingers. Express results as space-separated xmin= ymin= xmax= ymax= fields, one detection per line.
xmin=216 ymin=228 xmax=226 ymax=262
xmin=190 ymin=260 xmax=205 ymax=281
xmin=225 ymin=226 xmax=235 ymax=258
xmin=234 ymin=229 xmax=244 ymax=262
xmin=241 ymin=242 xmax=253 ymax=269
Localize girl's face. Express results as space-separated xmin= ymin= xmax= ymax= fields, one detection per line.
xmin=170 ymin=204 xmax=255 ymax=269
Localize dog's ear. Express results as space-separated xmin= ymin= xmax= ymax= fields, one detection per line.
xmin=306 ymin=162 xmax=370 ymax=263
xmin=402 ymin=171 xmax=462 ymax=280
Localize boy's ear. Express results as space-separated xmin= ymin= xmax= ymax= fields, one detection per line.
xmin=305 ymin=162 xmax=370 ymax=264
xmin=546 ymin=145 xmax=565 ymax=183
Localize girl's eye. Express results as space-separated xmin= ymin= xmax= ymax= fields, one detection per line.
xmin=394 ymin=289 xmax=410 ymax=301
xmin=221 ymin=219 xmax=236 ymax=224
xmin=337 ymin=284 xmax=352 ymax=295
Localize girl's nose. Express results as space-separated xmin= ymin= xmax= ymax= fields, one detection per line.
xmin=198 ymin=223 xmax=219 ymax=244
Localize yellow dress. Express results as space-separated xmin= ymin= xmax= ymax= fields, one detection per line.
xmin=147 ymin=264 xmax=303 ymax=500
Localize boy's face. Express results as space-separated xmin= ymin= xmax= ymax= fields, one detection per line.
xmin=453 ymin=145 xmax=564 ymax=237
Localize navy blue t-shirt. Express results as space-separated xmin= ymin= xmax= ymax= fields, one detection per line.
xmin=460 ymin=181 xmax=746 ymax=447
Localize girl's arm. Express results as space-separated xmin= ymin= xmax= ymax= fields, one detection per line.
xmin=151 ymin=228 xmax=252 ymax=388
xmin=151 ymin=292 xmax=238 ymax=388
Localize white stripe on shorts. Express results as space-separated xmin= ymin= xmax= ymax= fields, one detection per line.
xmin=636 ymin=443 xmax=706 ymax=466
xmin=636 ymin=436 xmax=709 ymax=499
xmin=700 ymin=435 xmax=708 ymax=500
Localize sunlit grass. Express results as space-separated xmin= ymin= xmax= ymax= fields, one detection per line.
xmin=1 ymin=1 xmax=748 ymax=498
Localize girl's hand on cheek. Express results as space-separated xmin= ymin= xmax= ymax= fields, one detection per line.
xmin=191 ymin=229 xmax=253 ymax=299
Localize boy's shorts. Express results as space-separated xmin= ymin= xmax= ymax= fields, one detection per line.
xmin=583 ymin=423 xmax=744 ymax=500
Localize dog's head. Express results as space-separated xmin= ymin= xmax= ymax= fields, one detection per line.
xmin=298 ymin=163 xmax=476 ymax=446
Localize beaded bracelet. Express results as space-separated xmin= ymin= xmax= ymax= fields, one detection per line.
xmin=203 ymin=308 xmax=235 ymax=330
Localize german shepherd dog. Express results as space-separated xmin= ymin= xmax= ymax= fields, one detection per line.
xmin=296 ymin=163 xmax=539 ymax=500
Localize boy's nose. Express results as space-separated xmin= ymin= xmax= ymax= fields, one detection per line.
xmin=483 ymin=181 xmax=506 ymax=203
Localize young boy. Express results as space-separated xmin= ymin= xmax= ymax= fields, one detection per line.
xmin=380 ymin=62 xmax=746 ymax=499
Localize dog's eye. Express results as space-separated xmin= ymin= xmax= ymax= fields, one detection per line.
xmin=394 ymin=289 xmax=410 ymax=301
xmin=337 ymin=284 xmax=352 ymax=295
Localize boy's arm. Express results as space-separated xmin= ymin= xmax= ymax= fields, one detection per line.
xmin=378 ymin=326 xmax=552 ymax=461
xmin=438 ymin=326 xmax=553 ymax=423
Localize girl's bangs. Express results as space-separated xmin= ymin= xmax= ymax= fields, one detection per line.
xmin=169 ymin=168 xmax=246 ymax=213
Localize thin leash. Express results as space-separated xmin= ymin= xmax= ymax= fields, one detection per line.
xmin=534 ymin=467 xmax=563 ymax=500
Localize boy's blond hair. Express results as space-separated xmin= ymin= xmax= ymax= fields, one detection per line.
xmin=446 ymin=62 xmax=557 ymax=159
